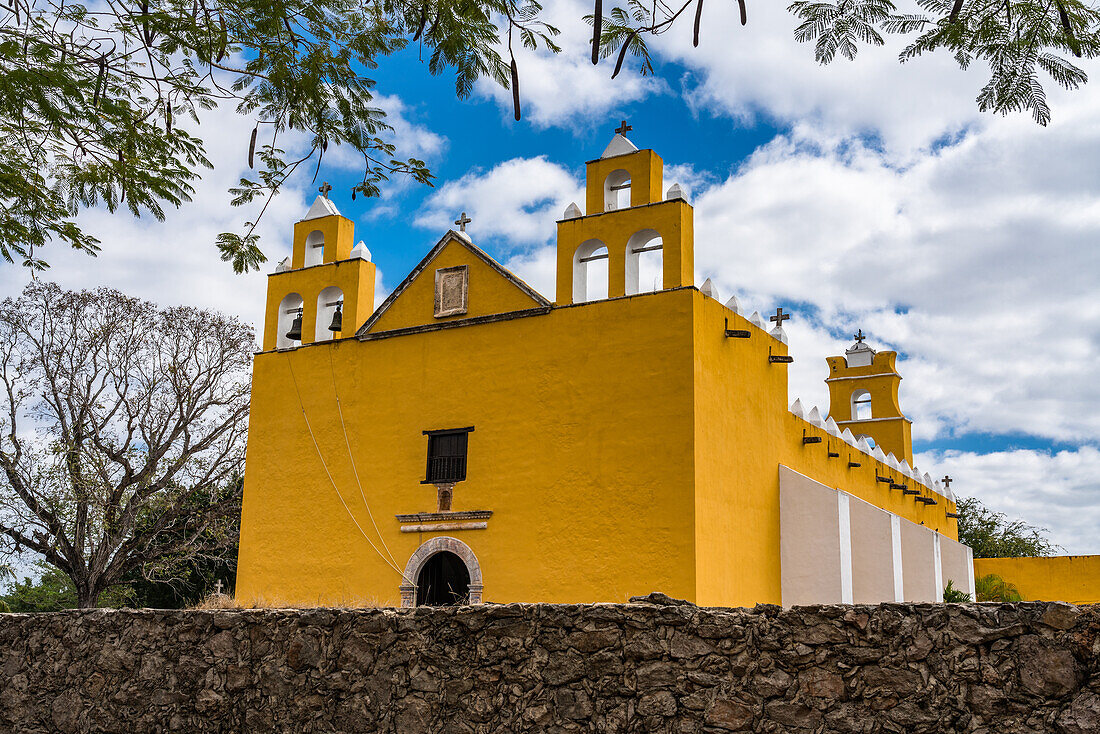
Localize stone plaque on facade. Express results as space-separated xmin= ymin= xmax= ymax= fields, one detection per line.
xmin=435 ymin=265 xmax=469 ymax=317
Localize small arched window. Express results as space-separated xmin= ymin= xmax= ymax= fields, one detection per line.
xmin=604 ymin=169 xmax=631 ymax=212
xmin=304 ymin=230 xmax=325 ymax=267
xmin=852 ymin=389 xmax=872 ymax=420
xmin=625 ymin=229 xmax=663 ymax=295
xmin=315 ymin=286 xmax=344 ymax=341
xmin=276 ymin=293 xmax=304 ymax=349
xmin=573 ymin=239 xmax=609 ymax=303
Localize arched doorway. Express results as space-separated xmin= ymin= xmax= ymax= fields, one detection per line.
xmin=416 ymin=551 xmax=470 ymax=606
xmin=399 ymin=536 xmax=484 ymax=607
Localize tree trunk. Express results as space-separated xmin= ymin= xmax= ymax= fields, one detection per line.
xmin=75 ymin=579 xmax=101 ymax=609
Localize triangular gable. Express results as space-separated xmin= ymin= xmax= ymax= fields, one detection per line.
xmin=356 ymin=231 xmax=551 ymax=337
xmin=302 ymin=195 xmax=341 ymax=220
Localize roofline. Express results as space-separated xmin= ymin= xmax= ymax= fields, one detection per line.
xmin=355 ymin=230 xmax=551 ymax=337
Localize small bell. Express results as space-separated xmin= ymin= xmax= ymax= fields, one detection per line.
xmin=328 ymin=302 xmax=343 ymax=333
xmin=285 ymin=309 xmax=303 ymax=341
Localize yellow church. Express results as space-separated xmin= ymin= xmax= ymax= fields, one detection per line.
xmin=236 ymin=129 xmax=977 ymax=609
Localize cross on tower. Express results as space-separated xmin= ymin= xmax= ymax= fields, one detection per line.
xmin=942 ymin=475 xmax=953 ymax=488
xmin=854 ymin=329 xmax=866 ymax=344
xmin=770 ymin=307 xmax=790 ymax=328
xmin=454 ymin=212 xmax=471 ymax=232
xmin=615 ymin=120 xmax=632 ymax=136
xmin=318 ymin=181 xmax=333 ymax=198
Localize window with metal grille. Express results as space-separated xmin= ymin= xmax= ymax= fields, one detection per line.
xmin=423 ymin=427 xmax=472 ymax=483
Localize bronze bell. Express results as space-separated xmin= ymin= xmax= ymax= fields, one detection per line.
xmin=328 ymin=303 xmax=343 ymax=332
xmin=285 ymin=309 xmax=303 ymax=341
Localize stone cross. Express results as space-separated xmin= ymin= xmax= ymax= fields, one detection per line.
xmin=318 ymin=181 xmax=333 ymax=198
xmin=214 ymin=579 xmax=224 ymax=596
xmin=454 ymin=212 xmax=471 ymax=232
xmin=615 ymin=120 xmax=632 ymax=136
xmin=942 ymin=475 xmax=953 ymax=488
xmin=770 ymin=307 xmax=790 ymax=328
xmin=854 ymin=329 xmax=866 ymax=344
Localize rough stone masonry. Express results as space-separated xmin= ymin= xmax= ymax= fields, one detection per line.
xmin=1 ymin=597 xmax=1098 ymax=733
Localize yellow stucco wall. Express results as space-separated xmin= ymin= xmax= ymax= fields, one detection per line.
xmin=238 ymin=286 xmax=698 ymax=607
xmin=974 ymin=556 xmax=1100 ymax=604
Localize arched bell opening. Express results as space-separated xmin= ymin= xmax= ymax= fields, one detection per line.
xmin=604 ymin=169 xmax=631 ymax=211
xmin=573 ymin=239 xmax=609 ymax=303
xmin=304 ymin=230 xmax=325 ymax=267
xmin=852 ymin=389 xmax=873 ymax=421
xmin=315 ymin=286 xmax=344 ymax=342
xmin=625 ymin=229 xmax=664 ymax=295
xmin=276 ymin=293 xmax=304 ymax=349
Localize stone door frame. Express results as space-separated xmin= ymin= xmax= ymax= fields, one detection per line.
xmin=400 ymin=536 xmax=483 ymax=607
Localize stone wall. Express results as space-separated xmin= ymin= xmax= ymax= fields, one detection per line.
xmin=1 ymin=597 xmax=1097 ymax=733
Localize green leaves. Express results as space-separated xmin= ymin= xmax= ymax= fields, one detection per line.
xmin=955 ymin=496 xmax=1061 ymax=558
xmin=788 ymin=0 xmax=926 ymax=63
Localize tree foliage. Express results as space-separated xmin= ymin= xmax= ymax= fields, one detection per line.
xmin=942 ymin=578 xmax=972 ymax=601
xmin=0 ymin=282 xmax=251 ymax=608
xmin=974 ymin=572 xmax=1023 ymax=601
xmin=5 ymin=0 xmax=1097 ymax=272
xmin=955 ymin=496 xmax=1061 ymax=558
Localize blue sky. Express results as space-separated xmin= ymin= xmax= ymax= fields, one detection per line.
xmin=3 ymin=0 xmax=1099 ymax=553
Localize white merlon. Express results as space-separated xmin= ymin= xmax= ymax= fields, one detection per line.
xmin=302 ymin=194 xmax=341 ymax=220
xmin=769 ymin=323 xmax=789 ymax=345
xmin=886 ymin=453 xmax=900 ymax=471
xmin=806 ymin=406 xmax=824 ymax=427
xmin=666 ymin=183 xmax=686 ymax=201
xmin=454 ymin=230 xmax=472 ymax=242
xmin=700 ymin=278 xmax=719 ymax=300
xmin=825 ymin=417 xmax=841 ymax=437
xmin=350 ymin=241 xmax=372 ymax=262
xmin=724 ymin=294 xmax=741 ymax=315
xmin=750 ymin=311 xmax=768 ymax=330
xmin=872 ymin=446 xmax=887 ymax=462
xmin=601 ymin=134 xmax=638 ymax=158
xmin=563 ymin=202 xmax=582 ymax=220
xmin=857 ymin=436 xmax=872 ymax=453
xmin=841 ymin=427 xmax=856 ymax=446
xmin=275 ymin=256 xmax=291 ymax=273
xmin=923 ymin=472 xmax=934 ymax=491
xmin=900 ymin=459 xmax=912 ymax=476
xmin=790 ymin=398 xmax=805 ymax=418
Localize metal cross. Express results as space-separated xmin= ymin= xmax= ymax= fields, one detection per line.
xmin=615 ymin=120 xmax=632 ymax=136
xmin=454 ymin=212 xmax=471 ymax=232
xmin=214 ymin=579 xmax=224 ymax=595
xmin=942 ymin=475 xmax=953 ymax=488
xmin=318 ymin=181 xmax=333 ymax=198
xmin=854 ymin=329 xmax=866 ymax=344
xmin=770 ymin=307 xmax=791 ymax=327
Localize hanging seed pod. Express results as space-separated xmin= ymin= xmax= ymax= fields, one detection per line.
xmin=248 ymin=125 xmax=257 ymax=169
xmin=93 ymin=58 xmax=105 ymax=107
xmin=322 ymin=138 xmax=328 ymax=153
xmin=166 ymin=102 xmax=172 ymax=133
xmin=352 ymin=188 xmax=356 ymax=201
xmin=612 ymin=31 xmax=636 ymax=79
xmin=693 ymin=0 xmax=704 ymax=47
xmin=949 ymin=0 xmax=964 ymax=22
xmin=413 ymin=4 xmax=428 ymax=41
xmin=511 ymin=56 xmax=521 ymax=121
xmin=1057 ymin=2 xmax=1082 ymax=57
xmin=736 ymin=0 xmax=746 ymax=25
xmin=591 ymin=0 xmax=602 ymax=65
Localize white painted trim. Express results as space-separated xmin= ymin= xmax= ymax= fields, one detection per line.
xmin=890 ymin=514 xmax=904 ymax=602
xmin=838 ymin=492 xmax=853 ymax=604
xmin=825 ymin=373 xmax=899 ymax=382
xmin=836 ymin=416 xmax=912 ymax=425
xmin=966 ymin=545 xmax=976 ymax=598
xmin=933 ymin=533 xmax=943 ymax=601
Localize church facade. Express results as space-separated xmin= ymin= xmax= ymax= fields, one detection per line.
xmin=236 ymin=131 xmax=973 ymax=608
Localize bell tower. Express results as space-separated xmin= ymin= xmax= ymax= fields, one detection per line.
xmin=825 ymin=331 xmax=913 ymax=464
xmin=261 ymin=190 xmax=376 ymax=351
xmin=555 ymin=122 xmax=694 ymax=304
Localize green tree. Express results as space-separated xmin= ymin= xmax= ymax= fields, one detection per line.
xmin=1 ymin=561 xmax=77 ymax=612
xmin=955 ymin=496 xmax=1060 ymax=558
xmin=5 ymin=0 xmax=1098 ymax=273
xmin=974 ymin=572 xmax=1023 ymax=601
xmin=0 ymin=282 xmax=250 ymax=608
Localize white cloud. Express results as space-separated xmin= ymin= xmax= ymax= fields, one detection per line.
xmin=473 ymin=0 xmax=665 ymax=128
xmin=916 ymin=447 xmax=1100 ymax=555
xmin=415 ymin=156 xmax=583 ymax=248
